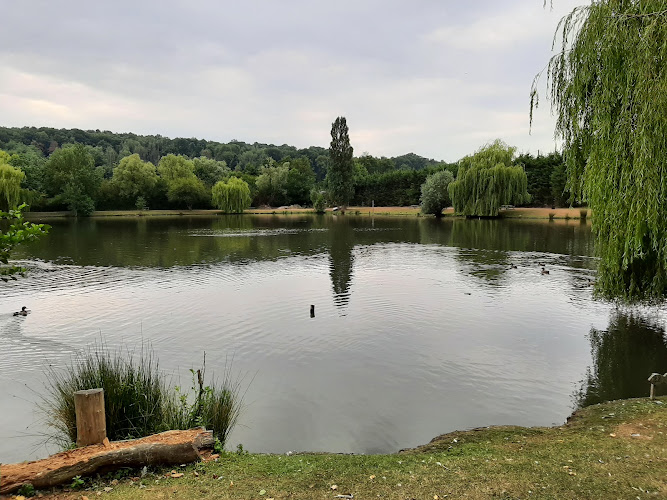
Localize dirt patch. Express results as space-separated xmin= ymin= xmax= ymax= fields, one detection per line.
xmin=613 ymin=422 xmax=655 ymax=440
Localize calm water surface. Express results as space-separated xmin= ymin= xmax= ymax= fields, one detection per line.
xmin=1 ymin=215 xmax=666 ymax=463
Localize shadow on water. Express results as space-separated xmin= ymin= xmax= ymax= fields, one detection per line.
xmin=575 ymin=311 xmax=667 ymax=409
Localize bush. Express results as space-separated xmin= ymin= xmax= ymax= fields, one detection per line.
xmin=310 ymin=189 xmax=326 ymax=213
xmin=420 ymin=170 xmax=454 ymax=217
xmin=41 ymin=344 xmax=243 ymax=449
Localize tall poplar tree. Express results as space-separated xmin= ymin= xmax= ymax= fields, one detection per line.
xmin=327 ymin=116 xmax=354 ymax=208
xmin=532 ymin=1 xmax=667 ymax=301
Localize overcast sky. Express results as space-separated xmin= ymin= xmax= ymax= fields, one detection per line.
xmin=0 ymin=0 xmax=583 ymax=161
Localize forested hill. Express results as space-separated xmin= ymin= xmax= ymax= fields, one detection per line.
xmin=0 ymin=126 xmax=443 ymax=180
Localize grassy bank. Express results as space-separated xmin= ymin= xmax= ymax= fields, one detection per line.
xmin=27 ymin=397 xmax=666 ymax=500
xmin=24 ymin=207 xmax=589 ymax=220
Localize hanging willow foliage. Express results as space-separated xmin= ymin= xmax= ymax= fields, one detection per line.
xmin=531 ymin=1 xmax=667 ymax=302
xmin=448 ymin=140 xmax=530 ymax=217
xmin=0 ymin=163 xmax=25 ymax=211
xmin=212 ymin=177 xmax=252 ymax=214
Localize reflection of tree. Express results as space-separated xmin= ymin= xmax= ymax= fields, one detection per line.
xmin=328 ymin=218 xmax=355 ymax=310
xmin=575 ymin=312 xmax=667 ymax=409
xmin=450 ymin=219 xmax=514 ymax=285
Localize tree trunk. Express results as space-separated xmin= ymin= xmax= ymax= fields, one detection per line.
xmin=0 ymin=428 xmax=215 ymax=495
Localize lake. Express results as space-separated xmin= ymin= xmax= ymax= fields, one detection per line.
xmin=1 ymin=214 xmax=666 ymax=463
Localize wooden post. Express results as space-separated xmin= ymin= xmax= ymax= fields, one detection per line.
xmin=74 ymin=388 xmax=107 ymax=447
xmin=650 ymin=384 xmax=656 ymax=400
xmin=310 ymin=305 xmax=315 ymax=318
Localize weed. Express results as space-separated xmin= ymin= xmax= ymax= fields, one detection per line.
xmin=70 ymin=475 xmax=85 ymax=490
xmin=17 ymin=483 xmax=36 ymax=497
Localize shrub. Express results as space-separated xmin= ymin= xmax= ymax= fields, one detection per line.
xmin=420 ymin=170 xmax=454 ymax=217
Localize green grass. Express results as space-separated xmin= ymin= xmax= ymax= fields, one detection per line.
xmin=41 ymin=397 xmax=667 ymax=499
xmin=40 ymin=344 xmax=243 ymax=449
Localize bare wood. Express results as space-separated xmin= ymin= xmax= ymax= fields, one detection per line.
xmin=650 ymin=383 xmax=656 ymax=400
xmin=0 ymin=428 xmax=214 ymax=495
xmin=74 ymin=388 xmax=107 ymax=447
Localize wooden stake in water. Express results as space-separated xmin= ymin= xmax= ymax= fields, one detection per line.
xmin=74 ymin=388 xmax=107 ymax=447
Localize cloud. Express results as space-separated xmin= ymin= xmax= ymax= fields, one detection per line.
xmin=0 ymin=0 xmax=581 ymax=161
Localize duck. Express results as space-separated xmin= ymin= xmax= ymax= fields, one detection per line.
xmin=13 ymin=306 xmax=29 ymax=316
xmin=509 ymin=264 xmax=518 ymax=269
xmin=541 ymin=267 xmax=550 ymax=275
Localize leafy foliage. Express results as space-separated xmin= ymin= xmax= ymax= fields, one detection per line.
xmin=448 ymin=140 xmax=530 ymax=216
xmin=420 ymin=169 xmax=454 ymax=216
xmin=43 ymin=144 xmax=101 ymax=215
xmin=533 ymin=1 xmax=667 ymax=301
xmin=0 ymin=204 xmax=50 ymax=281
xmin=166 ymin=176 xmax=210 ymax=209
xmin=0 ymin=162 xmax=25 ymax=211
xmin=212 ymin=177 xmax=252 ymax=213
xmin=327 ymin=117 xmax=355 ymax=207
xmin=112 ymin=154 xmax=158 ymax=204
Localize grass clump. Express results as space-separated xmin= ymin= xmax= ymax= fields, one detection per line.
xmin=41 ymin=344 xmax=243 ymax=449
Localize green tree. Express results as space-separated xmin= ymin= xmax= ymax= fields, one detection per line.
xmin=285 ymin=158 xmax=316 ymax=206
xmin=532 ymin=1 xmax=667 ymax=301
xmin=255 ymin=162 xmax=289 ymax=206
xmin=327 ymin=117 xmax=354 ymax=208
xmin=1 ymin=204 xmax=49 ymax=281
xmin=0 ymin=153 xmax=25 ymax=211
xmin=166 ymin=177 xmax=209 ymax=210
xmin=158 ymin=154 xmax=195 ymax=182
xmin=448 ymin=140 xmax=530 ymax=217
xmin=43 ymin=144 xmax=101 ymax=216
xmin=112 ymin=154 xmax=158 ymax=205
xmin=212 ymin=177 xmax=251 ymax=213
xmin=420 ymin=169 xmax=454 ymax=217
xmin=193 ymin=157 xmax=229 ymax=187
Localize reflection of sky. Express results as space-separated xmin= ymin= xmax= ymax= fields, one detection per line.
xmin=0 ymin=218 xmax=656 ymax=463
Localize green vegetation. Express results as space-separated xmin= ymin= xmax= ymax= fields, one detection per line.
xmin=448 ymin=140 xmax=530 ymax=217
xmin=41 ymin=344 xmax=243 ymax=448
xmin=0 ymin=204 xmax=49 ymax=280
xmin=111 ymin=154 xmax=159 ymax=207
xmin=43 ymin=398 xmax=667 ymax=499
xmin=533 ymin=1 xmax=667 ymax=301
xmin=420 ymin=169 xmax=454 ymax=217
xmin=327 ymin=117 xmax=355 ymax=208
xmin=43 ymin=143 xmax=102 ymax=216
xmin=212 ymin=177 xmax=252 ymax=213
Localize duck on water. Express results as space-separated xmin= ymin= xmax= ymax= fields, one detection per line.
xmin=13 ymin=306 xmax=29 ymax=317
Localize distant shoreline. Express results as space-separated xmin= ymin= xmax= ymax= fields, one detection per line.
xmin=24 ymin=206 xmax=590 ymax=220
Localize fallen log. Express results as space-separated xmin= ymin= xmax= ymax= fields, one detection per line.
xmin=0 ymin=427 xmax=215 ymax=495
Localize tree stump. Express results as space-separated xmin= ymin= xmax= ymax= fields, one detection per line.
xmin=74 ymin=388 xmax=107 ymax=447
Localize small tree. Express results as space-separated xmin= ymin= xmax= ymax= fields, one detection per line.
xmin=212 ymin=177 xmax=252 ymax=213
xmin=420 ymin=169 xmax=454 ymax=217
xmin=327 ymin=116 xmax=354 ymax=208
xmin=310 ymin=188 xmax=326 ymax=213
xmin=448 ymin=140 xmax=530 ymax=217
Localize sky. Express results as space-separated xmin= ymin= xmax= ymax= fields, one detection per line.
xmin=0 ymin=0 xmax=584 ymax=162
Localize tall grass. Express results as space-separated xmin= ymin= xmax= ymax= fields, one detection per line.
xmin=41 ymin=344 xmax=243 ymax=449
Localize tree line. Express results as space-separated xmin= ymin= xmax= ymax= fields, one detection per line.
xmin=0 ymin=125 xmax=571 ymax=214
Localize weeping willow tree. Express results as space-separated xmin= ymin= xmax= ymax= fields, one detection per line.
xmin=531 ymin=1 xmax=667 ymax=301
xmin=0 ymin=163 xmax=25 ymax=211
xmin=448 ymin=140 xmax=530 ymax=217
xmin=212 ymin=177 xmax=252 ymax=213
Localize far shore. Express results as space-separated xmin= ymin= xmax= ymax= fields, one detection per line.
xmin=25 ymin=206 xmax=591 ymax=220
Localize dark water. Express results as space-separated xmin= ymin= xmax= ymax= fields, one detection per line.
xmin=1 ymin=215 xmax=666 ymax=463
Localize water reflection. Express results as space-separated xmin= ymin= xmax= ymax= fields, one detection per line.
xmin=575 ymin=311 xmax=667 ymax=408
xmin=328 ymin=217 xmax=355 ymax=310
